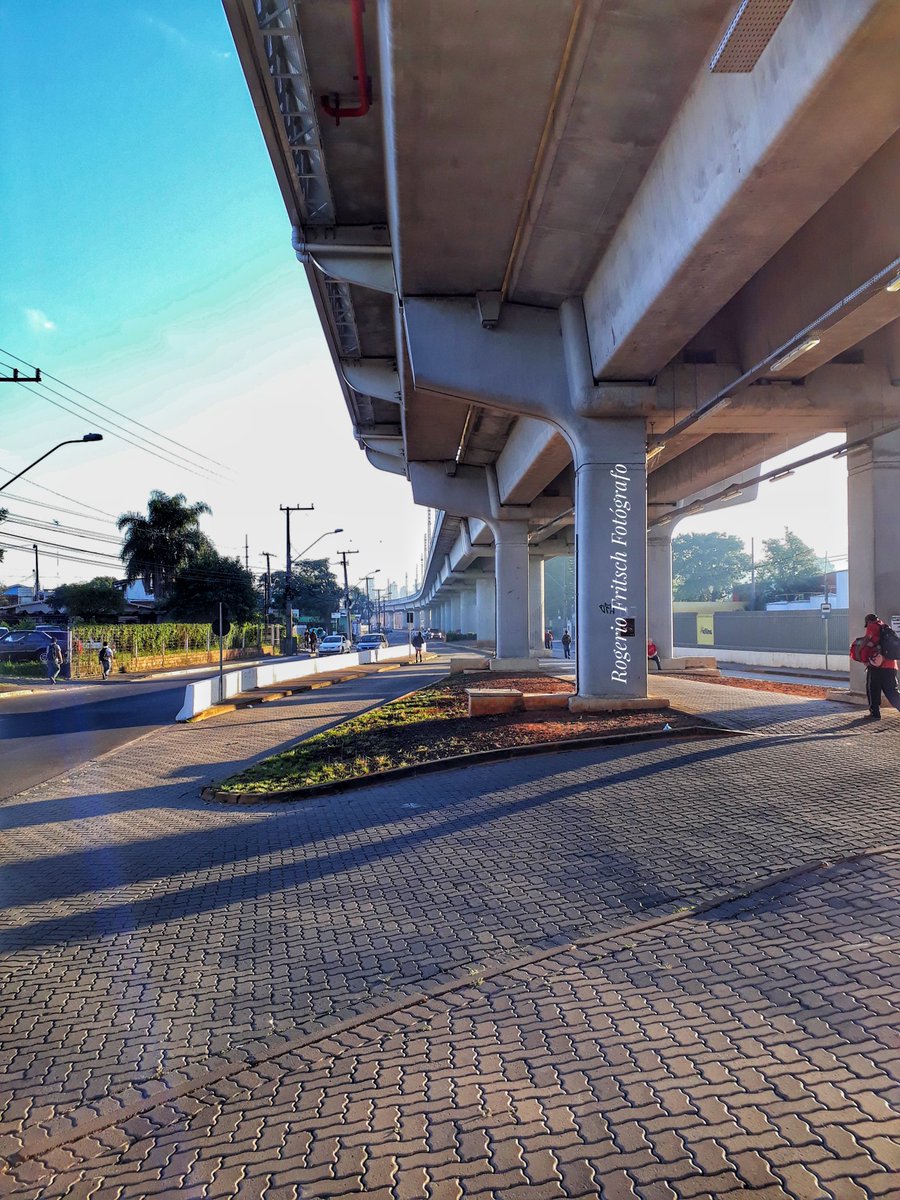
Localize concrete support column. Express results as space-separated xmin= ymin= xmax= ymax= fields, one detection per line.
xmin=572 ymin=420 xmax=648 ymax=701
xmin=449 ymin=592 xmax=462 ymax=633
xmin=529 ymin=556 xmax=545 ymax=654
xmin=847 ymin=428 xmax=900 ymax=701
xmin=460 ymin=587 xmax=477 ymax=635
xmin=475 ymin=575 xmax=495 ymax=643
xmin=491 ymin=519 xmax=531 ymax=663
xmin=647 ymin=526 xmax=674 ymax=660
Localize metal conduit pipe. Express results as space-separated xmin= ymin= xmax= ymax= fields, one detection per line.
xmin=320 ymin=0 xmax=371 ymax=123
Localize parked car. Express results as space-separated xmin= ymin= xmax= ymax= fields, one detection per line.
xmin=355 ymin=632 xmax=389 ymax=651
xmin=318 ymin=634 xmax=352 ymax=657
xmin=424 ymin=629 xmax=444 ymax=641
xmin=0 ymin=630 xmax=68 ymax=664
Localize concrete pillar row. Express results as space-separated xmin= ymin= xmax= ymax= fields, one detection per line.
xmin=529 ymin=556 xmax=546 ymax=654
xmin=847 ymin=427 xmax=900 ymax=703
xmin=459 ymin=587 xmax=477 ymax=635
xmin=475 ymin=575 xmax=495 ymax=643
xmin=647 ymin=526 xmax=675 ymax=660
xmin=449 ymin=591 xmax=462 ymax=633
xmin=490 ymin=519 xmax=531 ymax=664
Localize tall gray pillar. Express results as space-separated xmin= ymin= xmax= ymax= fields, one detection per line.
xmin=647 ymin=526 xmax=674 ymax=660
xmin=460 ymin=587 xmax=477 ymax=635
xmin=529 ymin=556 xmax=545 ymax=654
xmin=572 ymin=420 xmax=648 ymax=700
xmin=475 ymin=575 xmax=495 ymax=643
xmin=491 ymin=519 xmax=531 ymax=662
xmin=449 ymin=591 xmax=462 ymax=632
xmin=847 ymin=428 xmax=900 ymax=701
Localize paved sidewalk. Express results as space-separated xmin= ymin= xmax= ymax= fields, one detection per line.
xmin=1 ymin=673 xmax=898 ymax=1196
xmin=9 ymin=849 xmax=898 ymax=1198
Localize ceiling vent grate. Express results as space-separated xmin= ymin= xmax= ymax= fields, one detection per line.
xmin=710 ymin=0 xmax=793 ymax=73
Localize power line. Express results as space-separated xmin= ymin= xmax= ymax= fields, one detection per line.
xmin=0 ymin=346 xmax=229 ymax=469
xmin=3 ymin=513 xmax=124 ymax=545
xmin=0 ymin=490 xmax=117 ymax=525
xmin=5 ymin=374 xmax=224 ymax=485
xmin=0 ymin=465 xmax=116 ymax=518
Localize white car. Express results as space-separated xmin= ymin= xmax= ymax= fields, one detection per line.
xmin=355 ymin=632 xmax=389 ymax=651
xmin=318 ymin=634 xmax=351 ymax=656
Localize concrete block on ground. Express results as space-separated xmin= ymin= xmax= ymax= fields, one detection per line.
xmin=568 ymin=696 xmax=670 ymax=713
xmin=491 ymin=657 xmax=535 ymax=672
xmin=466 ymin=689 xmax=523 ymax=716
xmin=448 ymin=656 xmax=485 ymax=674
xmin=521 ymin=693 xmax=571 ymax=711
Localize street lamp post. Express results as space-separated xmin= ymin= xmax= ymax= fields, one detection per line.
xmin=0 ymin=433 xmax=103 ymax=494
xmin=360 ymin=570 xmax=380 ymax=630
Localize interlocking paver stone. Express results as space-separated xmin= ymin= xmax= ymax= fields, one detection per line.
xmin=1 ymin=672 xmax=899 ymax=1197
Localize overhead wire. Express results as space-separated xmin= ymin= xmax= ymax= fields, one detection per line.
xmin=0 ymin=490 xmax=117 ymax=525
xmin=4 ymin=373 xmax=226 ymax=485
xmin=0 ymin=465 xmax=117 ymax=518
xmin=0 ymin=346 xmax=229 ymax=469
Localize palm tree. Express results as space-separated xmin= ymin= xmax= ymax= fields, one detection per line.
xmin=117 ymin=491 xmax=211 ymax=603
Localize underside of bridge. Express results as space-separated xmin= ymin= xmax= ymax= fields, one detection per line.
xmin=225 ymin=0 xmax=900 ymax=701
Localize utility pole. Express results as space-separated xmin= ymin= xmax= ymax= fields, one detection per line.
xmin=280 ymin=504 xmax=314 ymax=655
xmin=261 ymin=552 xmax=273 ymax=618
xmin=335 ymin=548 xmax=359 ymax=643
xmin=244 ymin=535 xmax=249 ymax=571
xmin=750 ymin=537 xmax=757 ymax=610
xmin=1 ymin=367 xmax=41 ymax=383
xmin=375 ymin=587 xmax=384 ymax=632
xmin=33 ymin=543 xmax=41 ymax=599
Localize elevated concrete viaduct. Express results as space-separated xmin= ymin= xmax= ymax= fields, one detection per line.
xmin=225 ymin=0 xmax=900 ymax=704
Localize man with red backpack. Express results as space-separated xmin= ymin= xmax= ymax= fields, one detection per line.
xmin=851 ymin=612 xmax=900 ymax=720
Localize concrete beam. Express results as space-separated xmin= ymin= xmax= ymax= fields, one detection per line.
xmin=495 ymin=417 xmax=572 ymax=505
xmin=583 ymin=0 xmax=900 ymax=380
xmin=340 ymin=358 xmax=401 ymax=403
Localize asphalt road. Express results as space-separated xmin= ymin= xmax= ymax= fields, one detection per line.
xmin=0 ymin=636 xmax=415 ymax=803
xmin=0 ymin=673 xmax=203 ymax=802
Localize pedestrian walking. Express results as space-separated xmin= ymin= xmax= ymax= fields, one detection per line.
xmin=412 ymin=629 xmax=424 ymax=663
xmin=561 ymin=629 xmax=572 ymax=660
xmin=853 ymin=612 xmax=900 ymax=720
xmin=308 ymin=628 xmax=318 ymax=656
xmin=98 ymin=640 xmax=115 ymax=680
xmin=647 ymin=638 xmax=662 ymax=671
xmin=46 ymin=636 xmax=64 ymax=684
xmin=544 ymin=628 xmax=554 ymax=651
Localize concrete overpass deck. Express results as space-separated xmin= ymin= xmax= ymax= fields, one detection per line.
xmin=223 ymin=0 xmax=900 ymax=701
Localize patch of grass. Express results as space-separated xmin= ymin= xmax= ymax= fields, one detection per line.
xmin=219 ymin=681 xmax=466 ymax=793
xmin=215 ymin=673 xmax=697 ymax=796
xmin=0 ymin=662 xmax=46 ymax=679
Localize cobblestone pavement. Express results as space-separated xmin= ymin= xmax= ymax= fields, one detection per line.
xmin=8 ymin=847 xmax=899 ymax=1199
xmin=1 ymin=674 xmax=898 ymax=1196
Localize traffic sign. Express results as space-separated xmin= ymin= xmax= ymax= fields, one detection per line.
xmin=406 ymin=611 xmax=414 ymax=624
xmin=820 ymin=602 xmax=832 ymax=619
xmin=212 ymin=608 xmax=231 ymax=638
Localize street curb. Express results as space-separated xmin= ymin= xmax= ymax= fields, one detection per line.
xmin=0 ymin=687 xmax=40 ymax=700
xmin=202 ymin=722 xmax=740 ymax=804
xmin=7 ymin=838 xmax=898 ymax=1171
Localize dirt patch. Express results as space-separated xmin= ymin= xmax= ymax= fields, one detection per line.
xmin=680 ymin=674 xmax=831 ymax=700
xmin=217 ymin=671 xmax=714 ymax=795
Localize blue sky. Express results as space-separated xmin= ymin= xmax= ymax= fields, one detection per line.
xmin=0 ymin=1 xmax=428 ymax=593
xmin=0 ymin=2 xmax=847 ymax=593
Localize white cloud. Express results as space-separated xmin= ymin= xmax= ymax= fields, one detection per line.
xmin=25 ymin=308 xmax=56 ymax=333
xmin=136 ymin=12 xmax=231 ymax=60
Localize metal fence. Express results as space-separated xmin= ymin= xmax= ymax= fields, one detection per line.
xmin=675 ymin=609 xmax=849 ymax=654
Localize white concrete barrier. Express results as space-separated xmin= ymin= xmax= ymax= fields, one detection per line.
xmin=176 ymin=645 xmax=415 ymax=721
xmin=674 ymin=646 xmax=849 ymax=674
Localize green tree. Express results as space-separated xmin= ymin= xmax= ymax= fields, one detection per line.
xmin=52 ymin=577 xmax=125 ymax=620
xmin=270 ymin=559 xmax=341 ymax=624
xmin=117 ymin=491 xmax=211 ymax=602
xmin=755 ymin=527 xmax=821 ymax=602
xmin=166 ymin=549 xmax=259 ymax=623
xmin=672 ymin=532 xmax=751 ymax=602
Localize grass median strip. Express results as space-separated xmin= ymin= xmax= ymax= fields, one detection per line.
xmin=215 ymin=672 xmax=710 ymax=796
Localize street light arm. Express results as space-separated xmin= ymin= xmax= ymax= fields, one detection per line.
xmin=292 ymin=527 xmax=344 ymax=565
xmin=0 ymin=434 xmax=103 ymax=494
